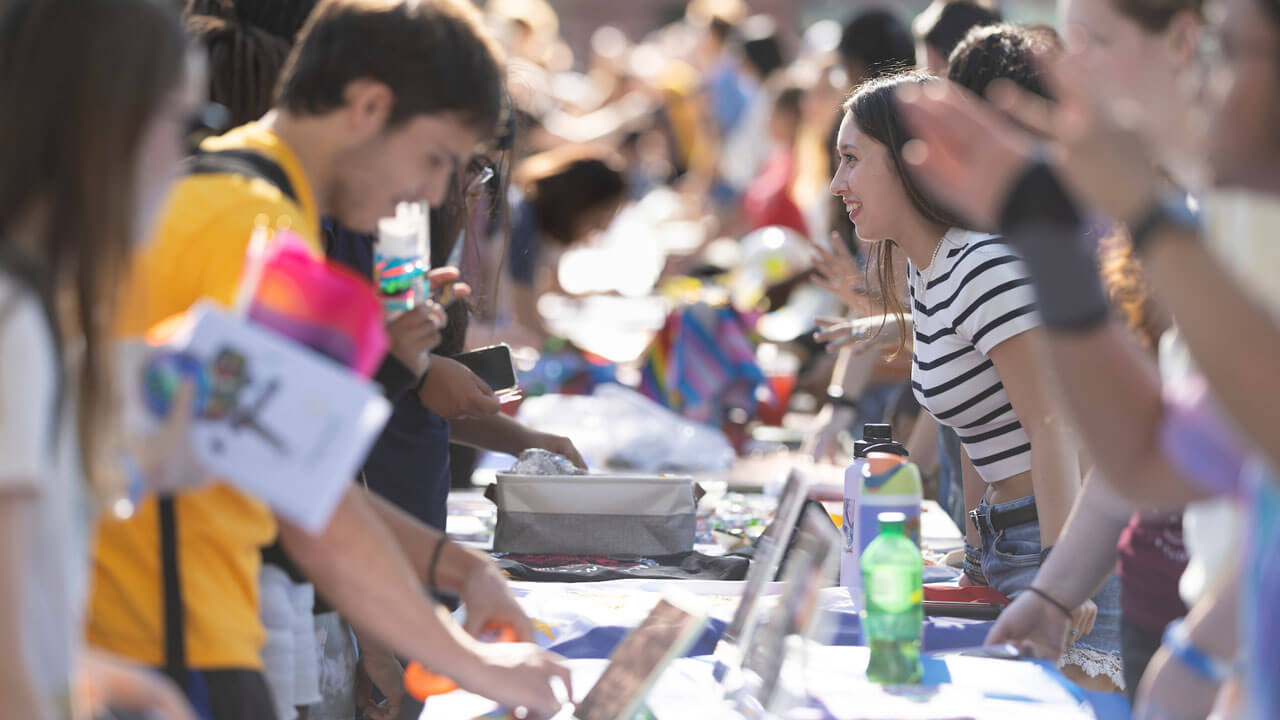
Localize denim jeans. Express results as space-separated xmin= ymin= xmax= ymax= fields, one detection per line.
xmin=976 ymin=496 xmax=1123 ymax=658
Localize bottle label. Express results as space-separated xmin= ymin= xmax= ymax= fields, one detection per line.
xmin=858 ymin=502 xmax=921 ymax=554
xmin=842 ymin=498 xmax=856 ymax=551
xmin=866 ymin=567 xmax=920 ymax=613
xmin=374 ymin=253 xmax=426 ymax=311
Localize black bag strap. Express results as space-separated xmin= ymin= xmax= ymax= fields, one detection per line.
xmin=159 ymin=496 xmax=188 ymax=691
xmin=157 ymin=147 xmax=297 ymax=690
xmin=184 ymin=148 xmax=299 ymax=205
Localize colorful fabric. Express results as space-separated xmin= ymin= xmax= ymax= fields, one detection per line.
xmin=519 ymin=343 xmax=617 ymax=397
xmin=245 ymin=233 xmax=387 ymax=377
xmin=1242 ymin=462 xmax=1280 ymax=720
xmin=639 ymin=303 xmax=766 ymax=424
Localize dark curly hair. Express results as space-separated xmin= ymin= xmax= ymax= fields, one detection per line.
xmin=947 ymin=23 xmax=1061 ymax=100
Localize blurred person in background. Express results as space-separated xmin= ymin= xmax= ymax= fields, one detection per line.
xmin=801 ymin=7 xmax=919 ymax=464
xmin=741 ymin=84 xmax=808 ymax=236
xmin=0 ymin=0 xmax=201 ymax=717
xmin=505 ymin=149 xmax=627 ymax=346
xmin=688 ymin=0 xmax=751 ymax=139
xmin=719 ymin=14 xmax=789 ymax=200
xmin=913 ymin=0 xmax=1003 ymax=74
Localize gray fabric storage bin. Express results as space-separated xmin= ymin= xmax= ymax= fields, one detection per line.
xmin=490 ymin=473 xmax=696 ymax=556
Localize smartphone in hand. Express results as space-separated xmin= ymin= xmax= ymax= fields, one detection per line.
xmin=453 ymin=344 xmax=520 ymax=401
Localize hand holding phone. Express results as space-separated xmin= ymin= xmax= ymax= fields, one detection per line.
xmin=453 ymin=344 xmax=520 ymax=403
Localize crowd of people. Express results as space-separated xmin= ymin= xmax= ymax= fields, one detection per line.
xmin=0 ymin=0 xmax=1276 ymax=718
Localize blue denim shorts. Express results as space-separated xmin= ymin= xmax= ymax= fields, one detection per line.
xmin=976 ymin=496 xmax=1122 ymax=657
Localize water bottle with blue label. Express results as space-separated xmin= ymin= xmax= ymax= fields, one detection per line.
xmin=374 ymin=202 xmax=429 ymax=314
xmin=840 ymin=424 xmax=921 ymax=608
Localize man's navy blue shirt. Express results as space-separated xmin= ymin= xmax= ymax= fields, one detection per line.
xmin=324 ymin=219 xmax=451 ymax=531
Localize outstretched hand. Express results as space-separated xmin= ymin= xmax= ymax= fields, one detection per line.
xmin=806 ymin=232 xmax=872 ymax=315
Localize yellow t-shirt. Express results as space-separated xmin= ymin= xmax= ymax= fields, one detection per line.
xmin=87 ymin=122 xmax=321 ymax=669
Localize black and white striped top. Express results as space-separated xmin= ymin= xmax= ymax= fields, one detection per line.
xmin=908 ymin=229 xmax=1041 ymax=484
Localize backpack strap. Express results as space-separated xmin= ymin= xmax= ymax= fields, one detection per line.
xmin=184 ymin=149 xmax=298 ymax=205
xmin=159 ymin=495 xmax=188 ymax=691
xmin=160 ymin=147 xmax=296 ymax=691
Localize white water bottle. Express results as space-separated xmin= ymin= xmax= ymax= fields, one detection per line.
xmin=840 ymin=423 xmax=895 ymax=606
xmin=374 ymin=202 xmax=429 ymax=315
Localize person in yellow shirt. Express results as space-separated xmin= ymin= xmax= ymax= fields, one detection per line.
xmin=88 ymin=2 xmax=570 ymax=718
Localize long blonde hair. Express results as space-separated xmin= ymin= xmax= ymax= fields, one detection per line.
xmin=0 ymin=0 xmax=185 ymax=499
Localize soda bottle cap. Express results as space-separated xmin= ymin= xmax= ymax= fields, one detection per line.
xmin=878 ymin=511 xmax=906 ymax=534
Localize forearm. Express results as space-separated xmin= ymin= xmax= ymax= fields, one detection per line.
xmin=362 ymin=490 xmax=488 ymax=595
xmin=1143 ymin=228 xmax=1280 ymax=473
xmin=1047 ymin=328 xmax=1207 ymax=509
xmin=280 ymin=488 xmax=481 ymax=675
xmin=1031 ymin=472 xmax=1129 ymax=607
xmin=451 ymin=413 xmax=530 ymax=456
xmin=351 ymin=626 xmax=403 ymax=695
xmin=905 ymin=413 xmax=939 ymax=478
xmin=1028 ymin=421 xmax=1080 ymax=547
xmin=1180 ymin=559 xmax=1239 ymax=663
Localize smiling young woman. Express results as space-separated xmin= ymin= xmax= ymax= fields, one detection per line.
xmin=829 ymin=70 xmax=1116 ymax=690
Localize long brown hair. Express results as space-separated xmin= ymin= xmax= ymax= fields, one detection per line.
xmin=0 ymin=0 xmax=185 ymax=499
xmin=842 ymin=71 xmax=968 ymax=356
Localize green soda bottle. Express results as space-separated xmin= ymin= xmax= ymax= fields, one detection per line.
xmin=861 ymin=511 xmax=923 ymax=685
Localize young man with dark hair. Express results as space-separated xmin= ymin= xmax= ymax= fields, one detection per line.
xmin=88 ymin=2 xmax=570 ymax=717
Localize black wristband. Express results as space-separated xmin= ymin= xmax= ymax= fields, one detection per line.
xmin=427 ymin=536 xmax=449 ymax=599
xmin=825 ymin=386 xmax=860 ymax=411
xmin=998 ymin=156 xmax=1084 ymax=232
xmin=997 ymin=159 xmax=1110 ymax=333
xmin=1026 ymin=586 xmax=1072 ymax=620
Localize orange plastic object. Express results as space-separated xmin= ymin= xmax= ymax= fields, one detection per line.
xmin=865 ymin=451 xmax=907 ymax=475
xmin=404 ymin=625 xmax=517 ymax=700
